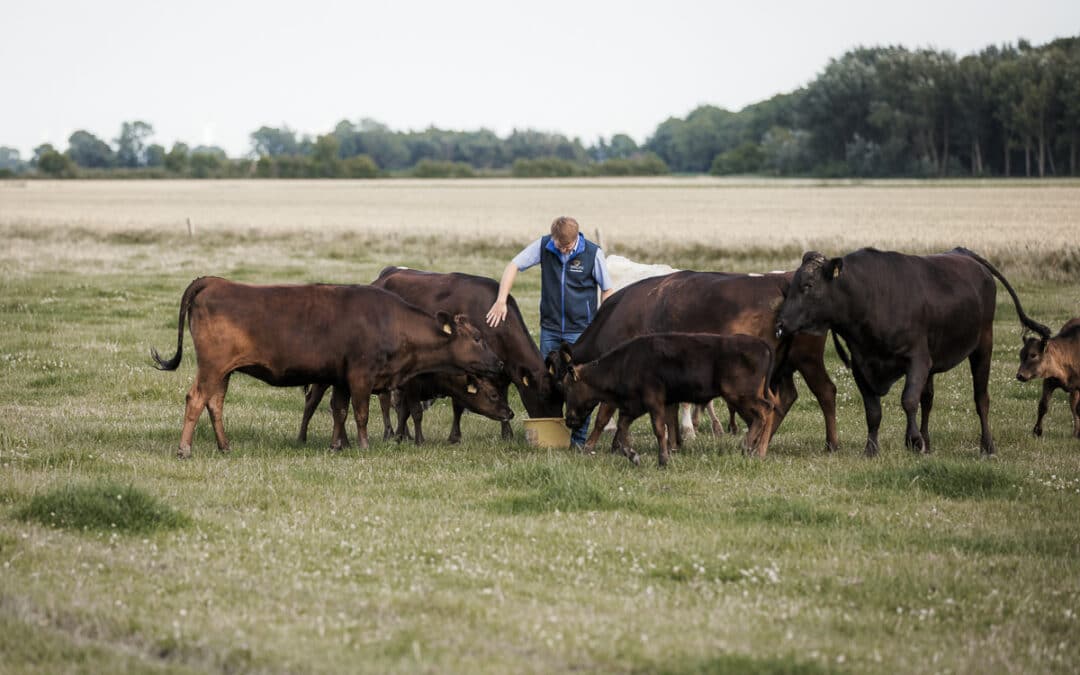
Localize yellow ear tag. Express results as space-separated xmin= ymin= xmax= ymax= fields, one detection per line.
xmin=467 ymin=384 xmax=477 ymax=394
xmin=561 ymin=351 xmax=571 ymax=363
xmin=522 ymin=376 xmax=530 ymax=387
xmin=832 ymin=266 xmax=840 ymax=278
xmin=571 ymin=367 xmax=580 ymax=382
xmin=442 ymin=323 xmax=453 ymax=335
xmin=548 ymin=365 xmax=555 ymax=376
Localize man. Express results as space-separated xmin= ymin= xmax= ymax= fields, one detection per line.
xmin=486 ymin=216 xmax=614 ymax=447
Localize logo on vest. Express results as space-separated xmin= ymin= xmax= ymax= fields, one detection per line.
xmin=569 ymin=259 xmax=585 ymax=273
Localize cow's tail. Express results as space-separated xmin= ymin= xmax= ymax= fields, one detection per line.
xmin=955 ymin=247 xmax=1051 ymax=338
xmin=831 ymin=332 xmax=851 ymax=370
xmin=150 ymin=277 xmax=214 ymax=371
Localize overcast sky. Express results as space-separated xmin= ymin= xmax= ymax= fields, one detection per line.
xmin=3 ymin=1 xmax=1078 ymax=159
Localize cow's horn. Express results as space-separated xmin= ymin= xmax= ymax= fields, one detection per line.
xmin=467 ymin=383 xmax=477 ymax=394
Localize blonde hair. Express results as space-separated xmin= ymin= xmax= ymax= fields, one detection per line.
xmin=550 ymin=216 xmax=580 ymax=245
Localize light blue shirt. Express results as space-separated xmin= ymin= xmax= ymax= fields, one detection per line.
xmin=512 ymin=235 xmax=613 ymax=291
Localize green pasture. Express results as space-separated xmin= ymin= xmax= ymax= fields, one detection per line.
xmin=1 ymin=223 xmax=1079 ymax=674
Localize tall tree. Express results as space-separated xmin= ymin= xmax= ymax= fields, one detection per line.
xmin=67 ymin=130 xmax=114 ymax=168
xmin=250 ymin=125 xmax=299 ymax=157
xmin=114 ymin=121 xmax=154 ymax=167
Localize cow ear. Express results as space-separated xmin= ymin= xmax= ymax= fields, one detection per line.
xmin=825 ymin=258 xmax=843 ymax=280
xmin=435 ymin=311 xmax=454 ymax=335
xmin=559 ymin=341 xmax=574 ymax=364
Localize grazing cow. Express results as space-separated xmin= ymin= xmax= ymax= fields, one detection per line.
xmin=1016 ymin=318 xmax=1080 ymax=439
xmin=775 ymin=247 xmax=1050 ymax=456
xmin=387 ymin=373 xmax=513 ymax=445
xmin=152 ymin=277 xmax=503 ymax=457
xmin=298 ymin=267 xmax=563 ymax=445
xmin=549 ymin=271 xmax=839 ymax=454
xmin=560 ymin=334 xmax=777 ymax=466
xmin=604 ymin=255 xmax=725 ymax=439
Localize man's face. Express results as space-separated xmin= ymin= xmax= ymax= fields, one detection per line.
xmin=554 ymin=235 xmax=577 ymax=255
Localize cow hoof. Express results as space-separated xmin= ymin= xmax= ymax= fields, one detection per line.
xmin=863 ymin=442 xmax=879 ymax=457
xmin=176 ymin=446 xmax=192 ymax=460
xmin=447 ymin=436 xmax=462 ymax=445
xmin=1032 ymin=426 xmax=1043 ymax=438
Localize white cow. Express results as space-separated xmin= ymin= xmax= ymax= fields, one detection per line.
xmin=602 ymin=255 xmax=726 ymax=440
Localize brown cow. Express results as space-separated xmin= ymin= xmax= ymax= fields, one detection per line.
xmin=151 ymin=277 xmax=503 ymax=457
xmin=560 ymin=333 xmax=777 ymax=467
xmin=1017 ymin=318 xmax=1080 ymax=439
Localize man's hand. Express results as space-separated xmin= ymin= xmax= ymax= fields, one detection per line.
xmin=486 ymin=299 xmax=507 ymax=327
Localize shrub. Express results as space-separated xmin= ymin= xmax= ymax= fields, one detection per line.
xmin=343 ymin=154 xmax=379 ymax=178
xmin=412 ymin=159 xmax=475 ymax=178
xmin=511 ymin=157 xmax=584 ymax=178
xmin=710 ymin=142 xmax=765 ymax=175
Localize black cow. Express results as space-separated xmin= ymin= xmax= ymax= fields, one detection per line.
xmin=1017 ymin=318 xmax=1080 ymax=439
xmin=152 ymin=277 xmax=503 ymax=457
xmin=547 ymin=271 xmax=838 ymax=453
xmin=775 ymin=247 xmax=1050 ymax=456
xmin=560 ymin=334 xmax=777 ymax=467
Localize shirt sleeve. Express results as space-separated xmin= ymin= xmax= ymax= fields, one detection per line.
xmin=512 ymin=238 xmax=544 ymax=271
xmin=593 ymin=248 xmax=614 ymax=291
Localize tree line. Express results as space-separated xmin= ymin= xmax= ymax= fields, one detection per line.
xmin=2 ymin=35 xmax=1077 ymax=179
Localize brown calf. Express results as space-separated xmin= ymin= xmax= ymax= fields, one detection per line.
xmin=1017 ymin=318 xmax=1080 ymax=439
xmin=560 ymin=333 xmax=777 ymax=467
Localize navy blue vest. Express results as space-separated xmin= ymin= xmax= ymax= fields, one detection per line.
xmin=539 ymin=234 xmax=599 ymax=334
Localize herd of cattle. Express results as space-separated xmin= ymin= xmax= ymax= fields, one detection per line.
xmin=151 ymin=248 xmax=1080 ymax=465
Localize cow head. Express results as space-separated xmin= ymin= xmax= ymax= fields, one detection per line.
xmin=516 ymin=364 xmax=564 ymax=418
xmin=1016 ymin=336 xmax=1050 ymax=382
xmin=560 ymin=362 xmax=599 ymax=432
xmin=457 ymin=374 xmax=514 ymax=421
xmin=543 ymin=342 xmax=576 ymax=393
xmin=775 ymin=251 xmax=844 ymax=339
xmin=437 ymin=311 xmax=504 ymax=377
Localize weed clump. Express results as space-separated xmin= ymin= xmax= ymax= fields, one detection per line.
xmin=16 ymin=482 xmax=190 ymax=534
xmin=853 ymin=460 xmax=1028 ymax=500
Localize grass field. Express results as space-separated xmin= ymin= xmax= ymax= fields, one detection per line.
xmin=1 ymin=179 xmax=1079 ymax=673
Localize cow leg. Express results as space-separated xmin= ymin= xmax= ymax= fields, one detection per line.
xmin=770 ymin=374 xmax=799 ymax=439
xmin=298 ymin=383 xmax=329 ymax=443
xmin=392 ymin=395 xmax=409 ymax=442
xmin=742 ymin=396 xmax=775 ymax=458
xmin=614 ymin=413 xmax=640 ymax=466
xmin=347 ymin=382 xmax=373 ymax=450
xmin=852 ymin=368 xmax=883 ymax=457
xmin=498 ymin=381 xmax=514 ymax=440
xmin=205 ymin=374 xmax=231 ymax=453
xmin=679 ymin=403 xmax=697 ymax=441
xmin=378 ymin=391 xmax=395 ymax=440
xmin=329 ymin=386 xmax=352 ymax=451
xmin=650 ymin=406 xmax=671 ymax=468
xmin=667 ymin=404 xmax=682 ymax=450
xmin=919 ymin=375 xmax=935 ymax=454
xmin=409 ymin=398 xmax=425 ymax=446
xmin=1070 ymin=390 xmax=1080 ymax=439
xmin=178 ymin=373 xmax=213 ymax=458
xmin=448 ymin=401 xmax=465 ymax=444
xmin=1033 ymin=379 xmax=1055 ymax=438
xmin=797 ymin=360 xmax=839 ymax=452
xmin=705 ymin=400 xmax=725 ymax=436
xmin=584 ymin=402 xmax=616 ymax=453
xmin=726 ymin=401 xmax=738 ymax=434
xmin=901 ymin=358 xmax=931 ymax=453
xmin=968 ymin=330 xmax=995 ymax=456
